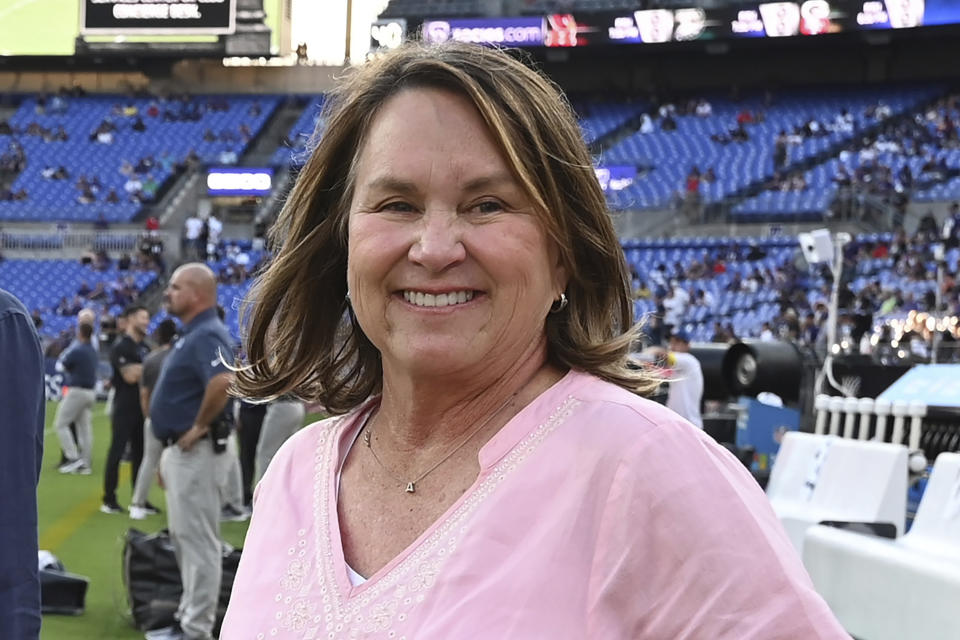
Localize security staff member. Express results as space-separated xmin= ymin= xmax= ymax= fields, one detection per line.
xmin=150 ymin=263 xmax=234 ymax=640
xmin=54 ymin=322 xmax=99 ymax=474
xmin=102 ymin=304 xmax=150 ymax=514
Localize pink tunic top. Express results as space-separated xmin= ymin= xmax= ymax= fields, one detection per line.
xmin=221 ymin=370 xmax=847 ymax=639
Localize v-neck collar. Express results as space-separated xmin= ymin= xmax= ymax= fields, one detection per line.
xmin=319 ymin=369 xmax=583 ymax=606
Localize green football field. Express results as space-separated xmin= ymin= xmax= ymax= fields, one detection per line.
xmin=38 ymin=401 xmax=254 ymax=640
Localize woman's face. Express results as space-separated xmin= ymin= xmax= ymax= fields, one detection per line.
xmin=347 ymin=88 xmax=566 ymax=380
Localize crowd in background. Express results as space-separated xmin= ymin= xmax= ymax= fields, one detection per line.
xmin=633 ymin=211 xmax=960 ymax=364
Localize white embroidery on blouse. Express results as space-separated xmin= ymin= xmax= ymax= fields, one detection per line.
xmin=263 ymin=395 xmax=580 ymax=638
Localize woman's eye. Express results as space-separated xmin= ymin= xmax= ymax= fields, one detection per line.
xmin=470 ymin=200 xmax=504 ymax=215
xmin=382 ymin=201 xmax=416 ymax=213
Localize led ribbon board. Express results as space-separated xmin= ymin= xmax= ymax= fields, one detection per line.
xmin=81 ymin=0 xmax=236 ymax=35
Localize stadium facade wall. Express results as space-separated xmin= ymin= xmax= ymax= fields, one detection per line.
xmin=0 ymin=62 xmax=343 ymax=95
xmin=0 ymin=71 xmax=149 ymax=93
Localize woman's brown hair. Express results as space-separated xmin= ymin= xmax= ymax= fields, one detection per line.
xmin=235 ymin=41 xmax=658 ymax=412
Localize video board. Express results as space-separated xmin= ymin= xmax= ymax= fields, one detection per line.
xmin=81 ymin=0 xmax=236 ymax=35
xmin=415 ymin=0 xmax=960 ymax=48
xmin=207 ymin=167 xmax=273 ymax=197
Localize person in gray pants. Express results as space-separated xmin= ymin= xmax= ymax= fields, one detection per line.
xmin=253 ymin=397 xmax=306 ymax=484
xmin=54 ymin=323 xmax=99 ymax=474
xmin=130 ymin=318 xmax=177 ymax=520
xmin=149 ymin=264 xmax=234 ymax=640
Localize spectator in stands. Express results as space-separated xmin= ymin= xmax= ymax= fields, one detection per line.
xmin=93 ymin=249 xmax=111 ymax=271
xmin=638 ymin=112 xmax=654 ymax=134
xmin=184 ymin=213 xmax=203 ymax=260
xmin=218 ymin=149 xmax=238 ymax=164
xmin=661 ymin=111 xmax=677 ymax=131
xmin=88 ymin=282 xmax=108 ymax=303
xmin=76 ymin=187 xmax=96 ymax=205
xmin=124 ymin=175 xmax=143 ymax=200
xmin=206 ymin=213 xmax=223 ymax=253
xmin=710 ymin=321 xmax=730 ymax=343
xmin=683 ymin=166 xmax=701 ymax=222
xmin=774 ymin=130 xmax=789 ymax=170
xmin=730 ymin=123 xmax=749 ymax=143
xmin=692 ymin=288 xmax=715 ymax=308
xmin=759 ymin=322 xmax=777 ymax=342
xmin=223 ymin=42 xmax=847 ymax=639
xmin=131 ymin=117 xmax=147 ymax=133
xmin=801 ymin=313 xmax=820 ymax=345
xmin=694 ymin=99 xmax=712 ymax=117
xmin=945 ymin=203 xmax=960 ymax=247
xmin=662 ymin=284 xmax=687 ymax=335
xmin=134 ymin=155 xmax=155 ymax=174
xmin=141 ymin=175 xmax=159 ymax=201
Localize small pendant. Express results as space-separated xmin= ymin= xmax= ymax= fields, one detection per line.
xmin=405 ymin=482 xmax=416 ymax=493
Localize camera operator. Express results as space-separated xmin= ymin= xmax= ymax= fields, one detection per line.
xmin=149 ymin=263 xmax=234 ymax=640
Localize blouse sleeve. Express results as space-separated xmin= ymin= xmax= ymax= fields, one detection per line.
xmin=586 ymin=412 xmax=849 ymax=639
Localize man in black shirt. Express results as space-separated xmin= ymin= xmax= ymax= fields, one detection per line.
xmin=101 ymin=304 xmax=151 ymax=513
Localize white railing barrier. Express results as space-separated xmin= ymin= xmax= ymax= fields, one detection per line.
xmin=842 ymin=397 xmax=859 ymax=438
xmin=828 ymin=396 xmax=844 ymax=436
xmin=908 ymin=401 xmax=926 ymax=453
xmin=856 ymin=397 xmax=875 ymax=440
xmin=891 ymin=400 xmax=910 ymax=447
xmin=814 ymin=394 xmax=830 ymax=435
xmin=812 ymin=394 xmax=959 ymax=463
xmin=873 ymin=398 xmax=892 ymax=442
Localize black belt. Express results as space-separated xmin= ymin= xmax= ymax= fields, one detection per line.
xmin=161 ymin=433 xmax=187 ymax=447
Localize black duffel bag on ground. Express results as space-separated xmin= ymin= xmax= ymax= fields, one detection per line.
xmin=122 ymin=528 xmax=241 ymax=634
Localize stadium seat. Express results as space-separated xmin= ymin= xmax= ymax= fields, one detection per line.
xmin=766 ymin=432 xmax=908 ymax=556
xmin=802 ymin=453 xmax=960 ymax=640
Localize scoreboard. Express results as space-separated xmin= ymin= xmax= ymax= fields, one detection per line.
xmin=81 ymin=0 xmax=236 ymax=35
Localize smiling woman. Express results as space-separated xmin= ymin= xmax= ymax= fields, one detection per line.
xmin=224 ymin=42 xmax=848 ymax=639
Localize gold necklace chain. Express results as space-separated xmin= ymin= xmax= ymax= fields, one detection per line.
xmin=363 ymin=387 xmax=524 ymax=494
